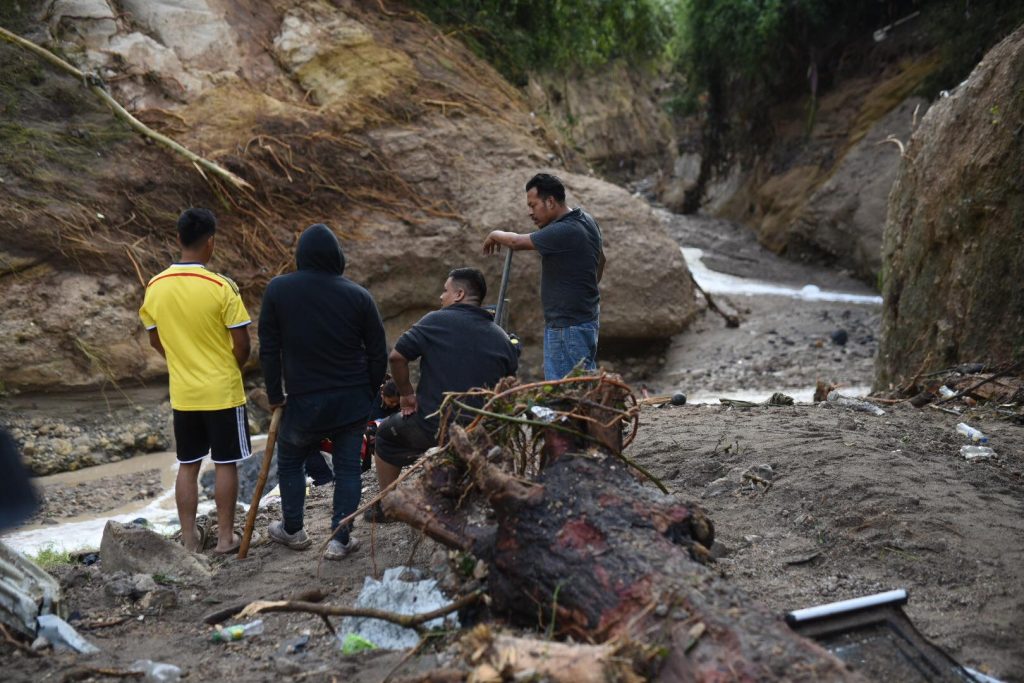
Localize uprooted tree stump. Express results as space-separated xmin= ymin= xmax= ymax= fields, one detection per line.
xmin=382 ymin=375 xmax=859 ymax=682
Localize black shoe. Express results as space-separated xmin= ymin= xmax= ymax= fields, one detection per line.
xmin=363 ymin=503 xmax=393 ymax=524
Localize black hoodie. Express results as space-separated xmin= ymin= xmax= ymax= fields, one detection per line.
xmin=259 ymin=224 xmax=387 ymax=404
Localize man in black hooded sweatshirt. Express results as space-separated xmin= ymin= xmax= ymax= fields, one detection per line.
xmin=259 ymin=223 xmax=387 ymax=560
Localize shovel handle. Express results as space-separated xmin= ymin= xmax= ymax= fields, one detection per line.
xmin=494 ymin=248 xmax=514 ymax=331
xmin=238 ymin=407 xmax=282 ymax=559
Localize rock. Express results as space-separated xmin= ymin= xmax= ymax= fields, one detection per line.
xmin=877 ymin=26 xmax=1024 ymax=389
xmin=99 ymin=521 xmax=211 ymax=584
xmin=202 ymin=447 xmax=277 ymax=502
xmin=742 ymin=463 xmax=774 ymax=482
xmin=139 ymin=587 xmax=177 ymax=610
xmin=830 ymin=329 xmax=848 ymax=346
xmin=703 ymin=476 xmax=734 ymax=499
xmin=526 ymin=62 xmax=676 ymax=176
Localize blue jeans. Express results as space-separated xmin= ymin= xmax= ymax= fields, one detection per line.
xmin=543 ymin=320 xmax=599 ymax=380
xmin=277 ymin=386 xmax=372 ymax=543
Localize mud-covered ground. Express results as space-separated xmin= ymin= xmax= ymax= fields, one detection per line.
xmin=3 ymin=395 xmax=1022 ymax=683
xmin=3 ymin=215 xmax=1022 ymax=681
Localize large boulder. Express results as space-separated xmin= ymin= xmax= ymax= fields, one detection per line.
xmin=875 ymin=25 xmax=1024 ymax=389
xmin=0 ymin=1 xmax=695 ymax=393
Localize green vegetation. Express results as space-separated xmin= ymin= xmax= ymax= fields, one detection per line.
xmin=31 ymin=544 xmax=73 ymax=570
xmin=408 ymin=0 xmax=671 ymax=85
xmin=419 ymin=1 xmax=1023 ymax=192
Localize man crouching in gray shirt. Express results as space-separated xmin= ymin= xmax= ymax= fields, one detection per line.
xmin=365 ymin=267 xmax=518 ymax=523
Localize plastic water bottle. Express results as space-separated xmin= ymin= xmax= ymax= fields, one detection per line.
xmin=960 ymin=445 xmax=996 ymax=461
xmin=211 ymin=619 xmax=264 ymax=642
xmin=956 ymin=422 xmax=988 ymax=443
xmin=131 ymin=660 xmax=183 ymax=683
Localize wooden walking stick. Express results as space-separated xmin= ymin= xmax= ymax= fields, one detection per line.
xmin=238 ymin=407 xmax=282 ymax=559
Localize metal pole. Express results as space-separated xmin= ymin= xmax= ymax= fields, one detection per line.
xmin=494 ymin=248 xmax=513 ymax=331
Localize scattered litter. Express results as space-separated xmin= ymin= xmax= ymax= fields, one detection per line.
xmin=938 ymin=386 xmax=956 ymax=399
xmin=339 ymin=566 xmax=460 ymax=650
xmin=286 ymin=632 xmax=310 ymax=654
xmin=211 ymin=619 xmax=264 ymax=642
xmin=530 ymin=406 xmax=557 ymax=422
xmin=826 ymin=391 xmax=885 ymax=416
xmin=37 ymin=614 xmax=100 ymax=653
xmin=721 ymin=392 xmax=794 ymax=408
xmin=131 ymin=659 xmax=183 ymax=682
xmin=960 ymin=445 xmax=996 ymax=462
xmin=0 ymin=540 xmax=64 ymax=638
xmin=956 ymin=422 xmax=988 ymax=443
xmin=338 ymin=632 xmax=377 ymax=654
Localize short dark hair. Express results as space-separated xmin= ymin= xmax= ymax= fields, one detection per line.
xmin=177 ymin=208 xmax=216 ymax=247
xmin=448 ymin=267 xmax=487 ymax=302
xmin=525 ymin=173 xmax=566 ymax=204
xmin=381 ymin=379 xmax=399 ymax=398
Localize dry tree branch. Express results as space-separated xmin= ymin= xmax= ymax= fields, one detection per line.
xmin=237 ymin=589 xmax=484 ymax=635
xmin=0 ymin=25 xmax=252 ymax=192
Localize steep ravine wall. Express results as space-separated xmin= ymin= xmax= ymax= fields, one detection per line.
xmin=0 ymin=0 xmax=696 ymax=392
xmin=875 ymin=25 xmax=1024 ymax=389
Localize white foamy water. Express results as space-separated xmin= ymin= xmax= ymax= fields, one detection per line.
xmin=682 ymin=248 xmax=883 ymax=305
xmin=2 ymin=436 xmax=267 ymax=556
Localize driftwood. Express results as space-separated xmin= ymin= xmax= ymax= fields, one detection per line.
xmin=380 ymin=376 xmax=857 ymax=682
xmin=689 ymin=271 xmax=740 ymax=327
xmin=935 ymin=359 xmax=1024 ymax=405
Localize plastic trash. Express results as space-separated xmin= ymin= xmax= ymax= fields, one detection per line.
xmin=956 ymin=422 xmax=988 ymax=443
xmin=286 ymin=632 xmax=310 ymax=654
xmin=960 ymin=445 xmax=996 ymax=461
xmin=36 ymin=614 xmax=100 ymax=654
xmin=826 ymin=391 xmax=885 ymax=416
xmin=338 ymin=632 xmax=377 ymax=654
xmin=131 ymin=660 xmax=183 ymax=683
xmin=211 ymin=619 xmax=264 ymax=643
xmin=530 ymin=406 xmax=557 ymax=422
xmin=339 ymin=566 xmax=459 ymax=650
xmin=938 ymin=386 xmax=956 ymax=399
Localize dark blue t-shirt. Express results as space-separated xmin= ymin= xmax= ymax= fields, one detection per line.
xmin=394 ymin=304 xmax=519 ymax=429
xmin=529 ymin=208 xmax=603 ymax=327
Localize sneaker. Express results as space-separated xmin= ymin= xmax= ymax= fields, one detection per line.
xmin=268 ymin=520 xmax=312 ymax=550
xmin=362 ymin=503 xmax=394 ymax=524
xmin=324 ymin=536 xmax=360 ymax=561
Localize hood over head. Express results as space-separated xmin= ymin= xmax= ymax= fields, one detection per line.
xmin=296 ymin=223 xmax=345 ymax=275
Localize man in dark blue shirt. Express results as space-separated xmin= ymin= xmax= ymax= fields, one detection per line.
xmin=483 ymin=173 xmax=605 ymax=379
xmin=259 ymin=223 xmax=388 ymax=560
xmin=367 ymin=268 xmax=518 ymax=522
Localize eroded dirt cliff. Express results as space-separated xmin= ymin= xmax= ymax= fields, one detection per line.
xmin=0 ymin=0 xmax=695 ymax=392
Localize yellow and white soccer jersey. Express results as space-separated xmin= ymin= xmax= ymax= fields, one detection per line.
xmin=139 ymin=263 xmax=251 ymax=411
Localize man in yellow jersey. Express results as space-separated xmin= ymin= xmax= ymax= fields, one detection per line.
xmin=139 ymin=208 xmax=252 ymax=554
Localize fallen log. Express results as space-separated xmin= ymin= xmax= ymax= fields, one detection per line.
xmin=382 ymin=376 xmax=859 ymax=681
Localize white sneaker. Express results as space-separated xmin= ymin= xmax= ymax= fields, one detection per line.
xmin=324 ymin=536 xmax=360 ymax=560
xmin=268 ymin=520 xmax=312 ymax=550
